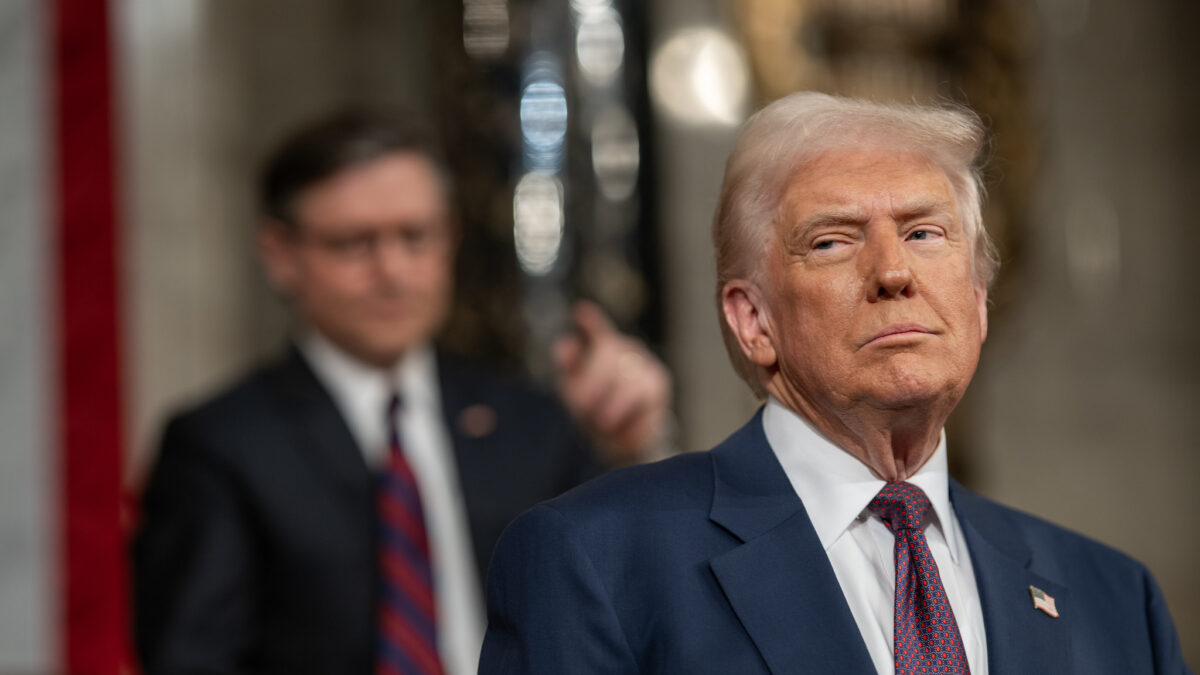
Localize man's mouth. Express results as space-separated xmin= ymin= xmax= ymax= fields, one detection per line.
xmin=861 ymin=323 xmax=934 ymax=348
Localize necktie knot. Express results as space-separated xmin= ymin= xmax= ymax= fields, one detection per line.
xmin=869 ymin=481 xmax=931 ymax=535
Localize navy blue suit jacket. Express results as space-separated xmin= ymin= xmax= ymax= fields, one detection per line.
xmin=481 ymin=410 xmax=1191 ymax=674
xmin=134 ymin=348 xmax=595 ymax=674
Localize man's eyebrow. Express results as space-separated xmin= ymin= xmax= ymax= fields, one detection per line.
xmin=781 ymin=209 xmax=866 ymax=250
xmin=796 ymin=209 xmax=869 ymax=231
xmin=892 ymin=197 xmax=957 ymax=221
xmin=795 ymin=198 xmax=956 ymax=228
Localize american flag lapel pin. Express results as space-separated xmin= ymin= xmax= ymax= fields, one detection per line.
xmin=1029 ymin=585 xmax=1059 ymax=618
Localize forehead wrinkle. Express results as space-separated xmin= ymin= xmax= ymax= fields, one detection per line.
xmin=779 ymin=150 xmax=960 ymax=245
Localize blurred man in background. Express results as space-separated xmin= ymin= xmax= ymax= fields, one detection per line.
xmin=133 ymin=112 xmax=672 ymax=675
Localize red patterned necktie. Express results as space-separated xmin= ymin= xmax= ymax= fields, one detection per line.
xmin=869 ymin=482 xmax=970 ymax=675
xmin=377 ymin=393 xmax=443 ymax=675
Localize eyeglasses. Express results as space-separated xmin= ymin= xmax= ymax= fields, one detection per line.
xmin=294 ymin=221 xmax=451 ymax=262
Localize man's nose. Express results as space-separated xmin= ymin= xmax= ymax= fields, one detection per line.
xmin=372 ymin=235 xmax=410 ymax=282
xmin=864 ymin=230 xmax=914 ymax=300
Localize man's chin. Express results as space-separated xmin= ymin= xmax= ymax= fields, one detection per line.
xmin=374 ymin=341 xmax=423 ymax=364
xmin=856 ymin=369 xmax=965 ymax=412
xmin=334 ymin=335 xmax=423 ymax=369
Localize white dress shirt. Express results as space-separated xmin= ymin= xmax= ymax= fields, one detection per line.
xmin=300 ymin=333 xmax=485 ymax=675
xmin=761 ymin=397 xmax=988 ymax=675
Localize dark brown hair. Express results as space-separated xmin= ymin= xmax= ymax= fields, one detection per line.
xmin=258 ymin=110 xmax=452 ymax=227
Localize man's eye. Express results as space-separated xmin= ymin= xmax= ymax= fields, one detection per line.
xmin=813 ymin=240 xmax=836 ymax=250
xmin=907 ymin=229 xmax=940 ymax=242
xmin=401 ymin=228 xmax=432 ymax=249
xmin=327 ymin=236 xmax=374 ymax=255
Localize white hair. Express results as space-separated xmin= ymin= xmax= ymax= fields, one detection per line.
xmin=712 ymin=92 xmax=998 ymax=397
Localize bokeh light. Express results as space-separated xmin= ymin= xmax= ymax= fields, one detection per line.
xmin=650 ymin=26 xmax=749 ymax=128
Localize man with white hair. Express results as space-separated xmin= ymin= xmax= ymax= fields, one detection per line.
xmin=478 ymin=92 xmax=1191 ymax=674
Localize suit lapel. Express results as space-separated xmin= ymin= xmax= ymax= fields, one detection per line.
xmin=435 ymin=353 xmax=495 ymax=527
xmin=436 ymin=354 xmax=473 ymax=472
xmin=951 ymin=482 xmax=1073 ymax=675
xmin=705 ymin=416 xmax=1077 ymax=674
xmin=708 ymin=411 xmax=876 ymax=675
xmin=269 ymin=347 xmax=374 ymax=503
xmin=434 ymin=354 xmax=500 ymax=578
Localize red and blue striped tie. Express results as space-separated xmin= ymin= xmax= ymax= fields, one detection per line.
xmin=377 ymin=393 xmax=443 ymax=675
xmin=869 ymin=481 xmax=970 ymax=675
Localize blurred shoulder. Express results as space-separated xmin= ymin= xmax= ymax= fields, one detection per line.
xmin=150 ymin=350 xmax=319 ymax=472
xmin=544 ymin=451 xmax=714 ymax=519
xmin=163 ymin=353 xmax=296 ymax=433
xmin=436 ymin=353 xmax=563 ymax=410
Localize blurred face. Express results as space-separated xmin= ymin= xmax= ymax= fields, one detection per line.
xmin=735 ymin=147 xmax=987 ymax=417
xmin=260 ymin=152 xmax=456 ymax=368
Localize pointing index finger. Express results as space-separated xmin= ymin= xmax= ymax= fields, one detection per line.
xmin=571 ymin=299 xmax=617 ymax=344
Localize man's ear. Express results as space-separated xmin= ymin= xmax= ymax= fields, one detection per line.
xmin=721 ymin=280 xmax=777 ymax=369
xmin=257 ymin=220 xmax=298 ymax=295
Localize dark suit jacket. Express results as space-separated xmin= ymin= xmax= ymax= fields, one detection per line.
xmin=133 ymin=348 xmax=594 ymax=674
xmin=481 ymin=409 xmax=1191 ymax=674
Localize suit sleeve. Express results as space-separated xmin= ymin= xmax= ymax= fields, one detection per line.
xmin=1143 ymin=567 xmax=1194 ymax=674
xmin=479 ymin=504 xmax=638 ymax=674
xmin=133 ymin=416 xmax=260 ymax=675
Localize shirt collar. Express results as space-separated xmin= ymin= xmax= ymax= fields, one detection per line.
xmin=761 ymin=396 xmax=961 ymax=563
xmin=298 ymin=330 xmax=440 ymax=457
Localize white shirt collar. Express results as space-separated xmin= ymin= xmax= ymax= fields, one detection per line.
xmin=298 ymin=330 xmax=440 ymax=463
xmin=761 ymin=396 xmax=961 ymax=564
